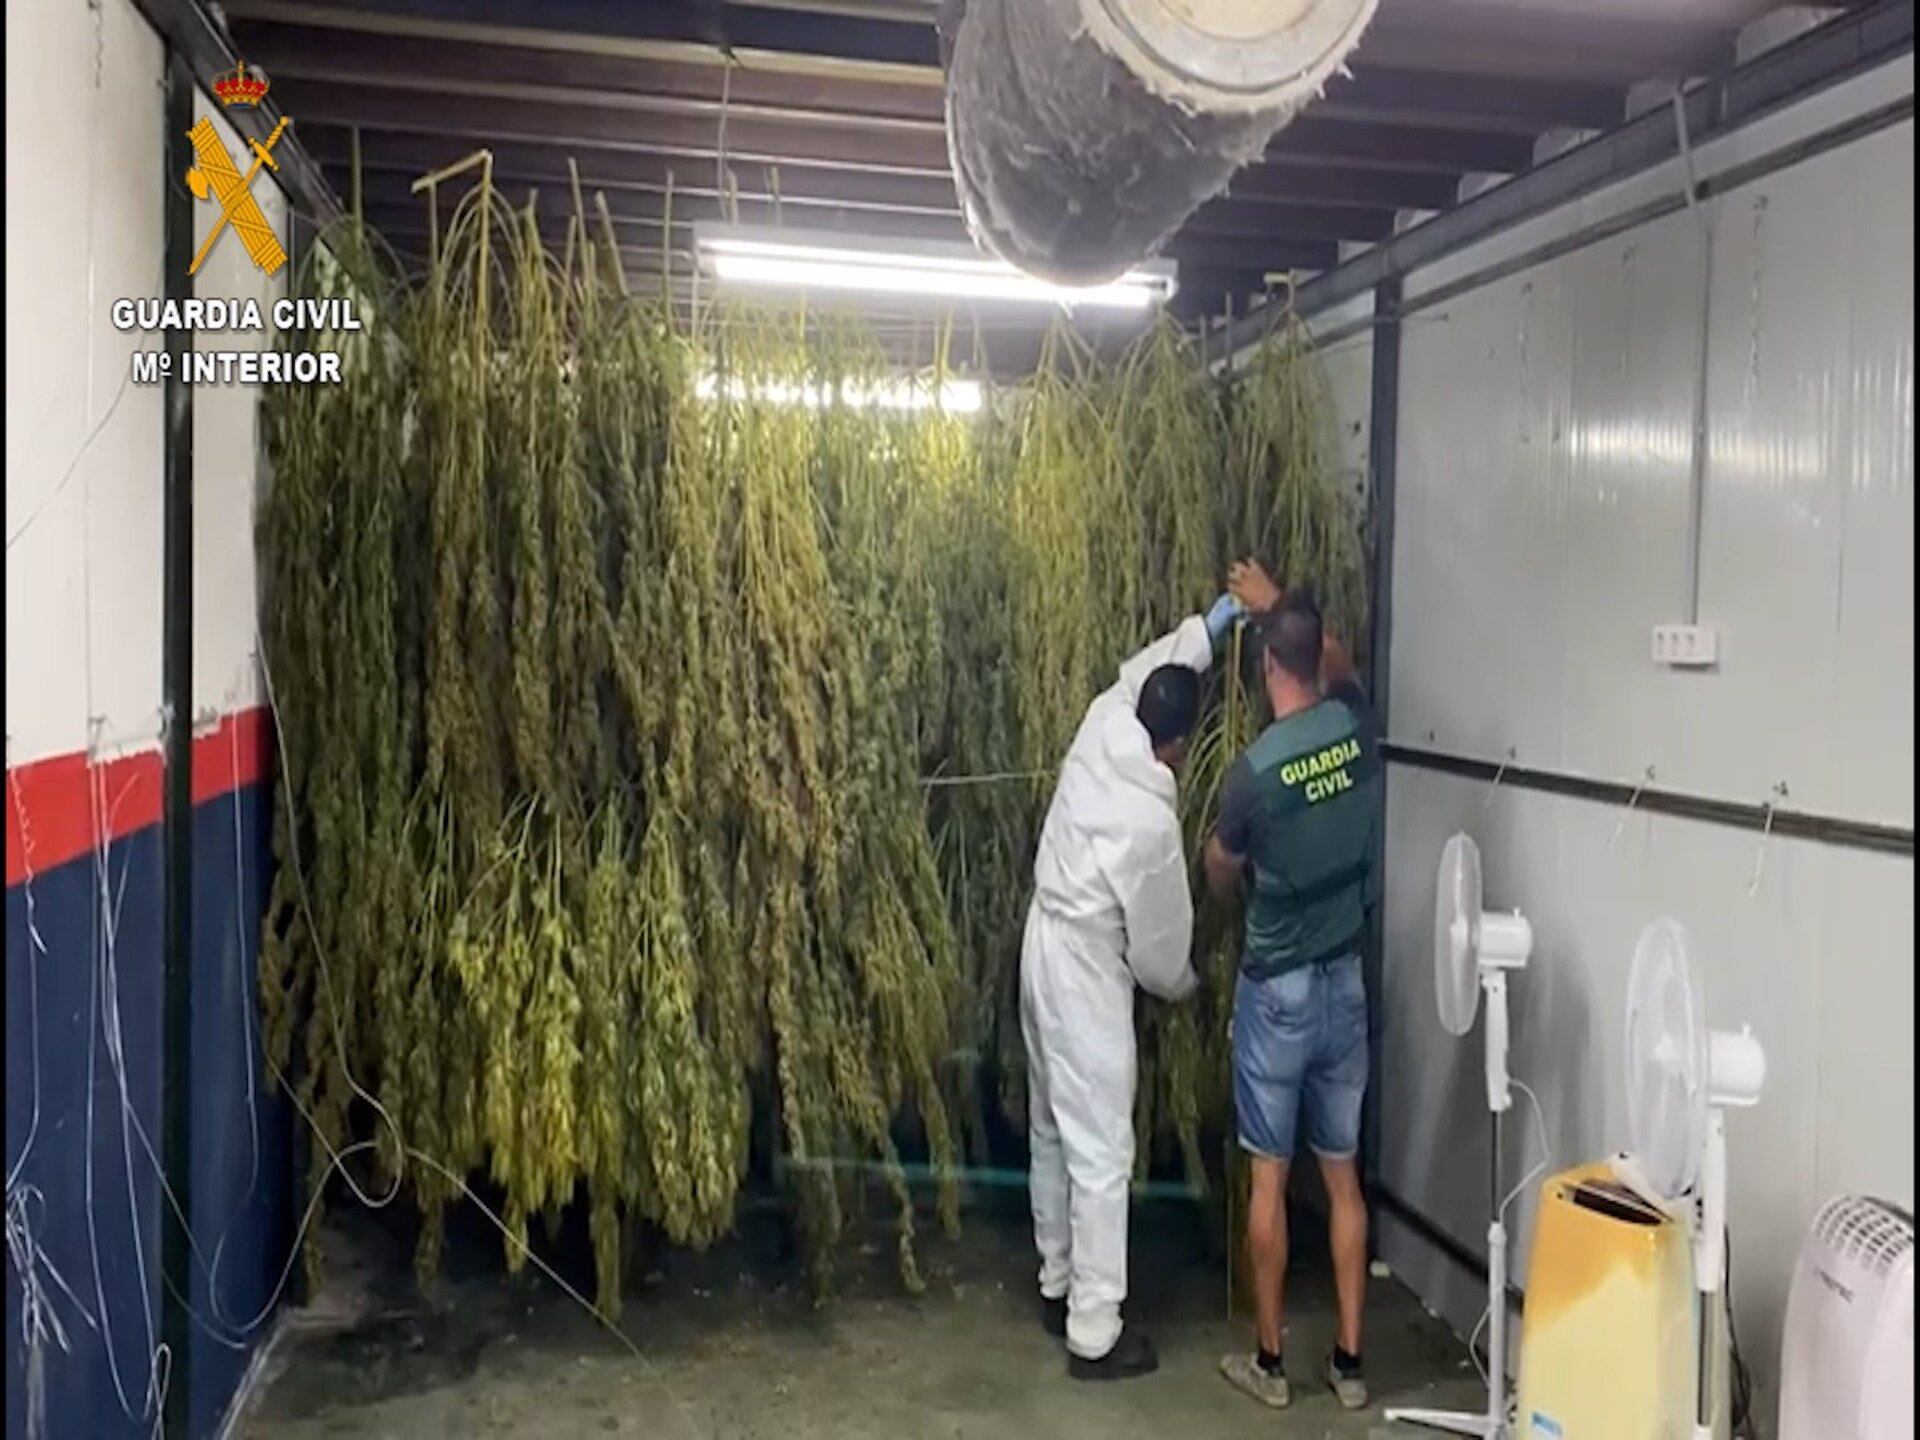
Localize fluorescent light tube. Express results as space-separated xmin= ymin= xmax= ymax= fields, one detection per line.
xmin=694 ymin=226 xmax=1176 ymax=311
xmin=695 ymin=373 xmax=985 ymax=415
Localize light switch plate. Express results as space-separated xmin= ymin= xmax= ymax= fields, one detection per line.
xmin=1652 ymin=623 xmax=1719 ymax=668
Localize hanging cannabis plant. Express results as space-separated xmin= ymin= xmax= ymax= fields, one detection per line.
xmin=257 ymin=164 xmax=1362 ymax=1321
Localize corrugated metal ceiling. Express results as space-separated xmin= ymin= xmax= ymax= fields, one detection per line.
xmin=212 ymin=0 xmax=1859 ymax=371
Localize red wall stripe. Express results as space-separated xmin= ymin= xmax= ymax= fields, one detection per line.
xmin=191 ymin=705 xmax=272 ymax=809
xmin=5 ymin=706 xmax=271 ymax=889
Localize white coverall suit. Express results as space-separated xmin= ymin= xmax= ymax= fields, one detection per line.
xmin=1021 ymin=616 xmax=1210 ymax=1361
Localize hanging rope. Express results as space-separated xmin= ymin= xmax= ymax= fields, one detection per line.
xmin=1605 ymin=765 xmax=1657 ymax=851
xmin=1747 ymin=782 xmax=1789 ymax=898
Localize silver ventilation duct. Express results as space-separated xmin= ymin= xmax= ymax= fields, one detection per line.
xmin=940 ymin=0 xmax=1379 ymax=287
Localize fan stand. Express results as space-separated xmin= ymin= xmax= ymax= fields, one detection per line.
xmin=1690 ymin=1028 xmax=1764 ymax=1440
xmin=1388 ymin=911 xmax=1532 ymax=1440
xmin=1611 ymin=920 xmax=1766 ymax=1440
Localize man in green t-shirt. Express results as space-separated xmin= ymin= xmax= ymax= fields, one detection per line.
xmin=1203 ymin=567 xmax=1382 ymax=1414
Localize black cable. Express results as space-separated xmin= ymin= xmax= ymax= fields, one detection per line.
xmin=1724 ymin=1227 xmax=1755 ymax=1437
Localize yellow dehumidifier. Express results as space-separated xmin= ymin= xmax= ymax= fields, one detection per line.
xmin=1515 ymin=1162 xmax=1732 ymax=1440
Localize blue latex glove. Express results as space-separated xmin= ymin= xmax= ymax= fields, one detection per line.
xmin=1205 ymin=592 xmax=1245 ymax=643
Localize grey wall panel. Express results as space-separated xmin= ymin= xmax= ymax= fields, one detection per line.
xmin=1389 ymin=122 xmax=1912 ymax=824
xmin=1372 ymin=65 xmax=1913 ymax=1423
xmin=1380 ymin=765 xmax=1912 ymax=1405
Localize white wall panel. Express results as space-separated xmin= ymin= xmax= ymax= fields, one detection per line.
xmin=5 ymin=11 xmax=291 ymax=761
xmin=1811 ymin=843 xmax=1916 ymax=1206
xmin=1554 ymin=216 xmax=1707 ymax=780
xmin=1314 ymin=294 xmax=1374 ymax=518
xmin=5 ymin=0 xmax=167 ymax=764
xmin=1373 ymin=55 xmax=1913 ymax=1424
xmin=1389 ymin=117 xmax=1914 ymax=828
xmin=1681 ymin=124 xmax=1916 ymax=826
xmin=1390 ymin=272 xmax=1579 ymax=763
xmin=1822 ymin=129 xmax=1915 ymax=828
xmin=191 ymin=97 xmax=287 ymax=718
xmin=1380 ymin=767 xmax=1910 ymax=1407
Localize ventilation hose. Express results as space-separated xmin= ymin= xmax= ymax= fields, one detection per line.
xmin=939 ymin=0 xmax=1376 ymax=286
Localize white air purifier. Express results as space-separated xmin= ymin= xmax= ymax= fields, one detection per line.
xmin=1778 ymin=1194 xmax=1914 ymax=1440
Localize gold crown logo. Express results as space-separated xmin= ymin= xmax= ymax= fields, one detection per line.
xmin=213 ymin=61 xmax=270 ymax=106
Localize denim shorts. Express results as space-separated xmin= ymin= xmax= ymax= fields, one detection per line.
xmin=1232 ymin=955 xmax=1369 ymax=1162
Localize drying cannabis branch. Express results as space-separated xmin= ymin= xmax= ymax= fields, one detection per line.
xmin=256 ymin=174 xmax=1363 ymax=1318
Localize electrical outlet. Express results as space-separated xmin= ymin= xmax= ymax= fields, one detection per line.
xmin=1651 ymin=623 xmax=1719 ymax=668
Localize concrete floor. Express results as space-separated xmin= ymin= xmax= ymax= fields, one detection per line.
xmin=238 ymin=1187 xmax=1483 ymax=1439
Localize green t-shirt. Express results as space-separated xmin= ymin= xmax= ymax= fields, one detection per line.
xmin=1214 ymin=680 xmax=1383 ymax=982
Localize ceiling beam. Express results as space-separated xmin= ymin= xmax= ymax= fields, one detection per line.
xmin=273 ymin=73 xmax=1531 ymax=181
xmin=229 ymin=18 xmax=947 ymax=122
xmin=1267 ymin=117 xmax=1534 ymax=175
xmin=235 ymin=0 xmax=1726 ymax=89
xmin=330 ymin=152 xmax=1390 ymax=246
xmin=1209 ymin=0 xmax=1912 ymax=352
xmin=1186 ymin=197 xmax=1394 ymax=245
xmin=1167 ymin=231 xmax=1338 ymax=274
xmin=1348 ymin=2 xmax=1740 ymax=86
xmin=305 ymin=122 xmax=1467 ymax=217
xmin=1316 ymin=64 xmax=1622 ymax=134
xmin=225 ymin=0 xmax=946 ymax=66
xmin=1222 ymin=160 xmax=1461 ymax=213
xmin=342 ymin=172 xmax=969 ymax=246
xmin=272 ymin=76 xmax=954 ymax=173
xmin=230 ymin=13 xmax=1623 ymax=135
xmin=302 ymin=125 xmax=962 ymax=211
xmin=356 ymin=186 xmax=1338 ymax=277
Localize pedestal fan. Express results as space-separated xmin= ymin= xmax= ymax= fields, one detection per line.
xmin=1514 ymin=918 xmax=1765 ymax=1440
xmin=1613 ymin=919 xmax=1765 ymax=1440
xmin=1386 ymin=833 xmax=1534 ymax=1438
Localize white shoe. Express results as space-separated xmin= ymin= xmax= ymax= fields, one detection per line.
xmin=1324 ymin=1351 xmax=1369 ymax=1410
xmin=1219 ymin=1352 xmax=1291 ymax=1409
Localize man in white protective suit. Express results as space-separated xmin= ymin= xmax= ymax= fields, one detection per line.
xmin=1021 ymin=588 xmax=1246 ymax=1380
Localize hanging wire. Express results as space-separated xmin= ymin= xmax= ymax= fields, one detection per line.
xmin=82 ymin=730 xmax=170 ymax=1429
xmin=7 ymin=761 xmax=50 ymax=1189
xmin=6 ymin=754 xmax=101 ymax=1435
xmin=6 ymin=135 xmax=710 ymax=1437
xmin=1724 ymin=1228 xmax=1756 ymax=1435
xmin=1604 ymin=765 xmax=1657 ymax=851
xmin=715 ymin=51 xmax=736 ymax=217
xmin=6 ymin=247 xmax=169 ymax=555
xmin=73 ymin=347 xmax=170 ymax=1430
xmin=6 ymin=646 xmax=709 ymax=1440
xmin=1465 ymin=1075 xmax=1554 ymax=1391
xmin=205 ymin=685 xmax=266 ymax=1326
xmin=689 ymin=52 xmax=739 ymax=337
xmin=1482 ymin=747 xmax=1516 ymax=811
xmin=920 ymin=767 xmax=1053 ymax=790
xmin=22 ymin=419 xmax=678 ymax=1430
xmin=1747 ymin=782 xmax=1789 ymax=897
